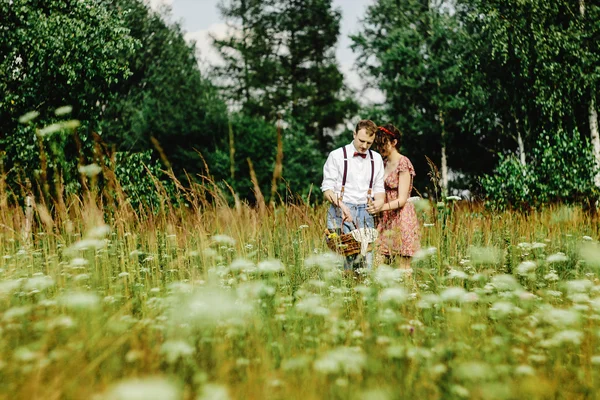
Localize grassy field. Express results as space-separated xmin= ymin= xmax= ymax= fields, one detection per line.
xmin=1 ymin=195 xmax=600 ymax=399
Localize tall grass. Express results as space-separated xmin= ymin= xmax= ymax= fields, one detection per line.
xmin=1 ymin=183 xmax=599 ymax=399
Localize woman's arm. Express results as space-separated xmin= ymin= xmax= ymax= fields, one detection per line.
xmin=381 ymin=171 xmax=411 ymax=211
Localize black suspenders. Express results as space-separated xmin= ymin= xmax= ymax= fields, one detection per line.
xmin=339 ymin=147 xmax=374 ymax=203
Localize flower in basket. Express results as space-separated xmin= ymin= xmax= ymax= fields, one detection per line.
xmin=328 ymin=232 xmax=339 ymax=240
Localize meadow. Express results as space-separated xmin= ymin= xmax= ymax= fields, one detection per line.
xmin=1 ymin=191 xmax=600 ymax=400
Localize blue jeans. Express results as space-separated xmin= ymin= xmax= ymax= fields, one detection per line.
xmin=327 ymin=203 xmax=374 ymax=270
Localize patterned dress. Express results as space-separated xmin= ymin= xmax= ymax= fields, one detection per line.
xmin=376 ymin=155 xmax=420 ymax=257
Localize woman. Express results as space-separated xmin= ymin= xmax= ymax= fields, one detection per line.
xmin=367 ymin=124 xmax=420 ymax=269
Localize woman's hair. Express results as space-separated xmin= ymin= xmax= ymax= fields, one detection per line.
xmin=375 ymin=124 xmax=402 ymax=151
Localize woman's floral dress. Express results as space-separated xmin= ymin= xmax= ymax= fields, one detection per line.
xmin=376 ymin=155 xmax=420 ymax=257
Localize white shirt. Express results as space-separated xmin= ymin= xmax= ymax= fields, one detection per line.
xmin=321 ymin=143 xmax=385 ymax=204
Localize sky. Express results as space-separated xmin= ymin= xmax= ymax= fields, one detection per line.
xmin=162 ymin=0 xmax=383 ymax=103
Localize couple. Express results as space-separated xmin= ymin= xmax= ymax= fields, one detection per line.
xmin=321 ymin=119 xmax=420 ymax=271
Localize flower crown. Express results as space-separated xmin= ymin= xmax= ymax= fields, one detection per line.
xmin=378 ymin=126 xmax=395 ymax=137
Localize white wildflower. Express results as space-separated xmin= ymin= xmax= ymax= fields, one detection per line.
xmin=516 ymin=261 xmax=537 ymax=276
xmin=379 ymin=287 xmax=408 ymax=304
xmin=198 ymin=384 xmax=230 ymax=400
xmin=58 ymin=292 xmax=100 ymax=311
xmin=160 ymin=340 xmax=194 ymax=364
xmin=211 ymin=234 xmax=236 ymax=246
xmin=440 ymin=287 xmax=467 ymax=302
xmin=564 ymin=279 xmax=593 ymax=294
xmin=314 ymin=347 xmax=366 ymax=375
xmin=469 ymin=246 xmax=502 ymax=265
xmin=101 ymin=377 xmax=180 ymax=400
xmin=544 ymin=271 xmax=559 ymax=282
xmin=546 ymin=252 xmax=568 ymax=263
xmin=296 ymin=295 xmax=330 ymax=317
xmin=305 ymin=252 xmax=344 ymax=271
xmin=23 ymin=275 xmax=54 ymax=291
xmin=257 ymin=259 xmax=284 ymax=274
xmin=514 ymin=365 xmax=535 ymax=376
xmin=78 ymin=163 xmax=102 ymax=177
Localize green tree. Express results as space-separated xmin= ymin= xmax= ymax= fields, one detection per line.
xmin=100 ymin=0 xmax=229 ymax=179
xmin=0 ymin=0 xmax=138 ymax=197
xmin=352 ymin=0 xmax=476 ymax=196
xmin=211 ymin=0 xmax=356 ymax=152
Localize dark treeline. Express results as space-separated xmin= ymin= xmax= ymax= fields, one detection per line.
xmin=1 ymin=0 xmax=599 ymax=209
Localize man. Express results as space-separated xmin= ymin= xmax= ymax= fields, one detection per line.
xmin=321 ymin=119 xmax=385 ymax=270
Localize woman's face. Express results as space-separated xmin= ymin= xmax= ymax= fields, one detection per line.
xmin=376 ymin=137 xmax=394 ymax=158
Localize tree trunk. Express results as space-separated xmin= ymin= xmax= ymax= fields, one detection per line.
xmin=517 ymin=131 xmax=526 ymax=166
xmin=590 ymin=100 xmax=600 ymax=187
xmin=580 ymin=0 xmax=600 ymax=188
xmin=438 ymin=108 xmax=448 ymax=197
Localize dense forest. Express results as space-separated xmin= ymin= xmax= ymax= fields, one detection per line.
xmin=1 ymin=0 xmax=599 ymax=209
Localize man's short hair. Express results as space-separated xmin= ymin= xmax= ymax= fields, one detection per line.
xmin=355 ymin=119 xmax=377 ymax=137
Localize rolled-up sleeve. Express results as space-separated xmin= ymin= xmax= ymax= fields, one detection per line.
xmin=321 ymin=151 xmax=338 ymax=192
xmin=372 ymin=157 xmax=385 ymax=194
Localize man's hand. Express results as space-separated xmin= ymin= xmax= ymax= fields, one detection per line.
xmin=367 ymin=198 xmax=384 ymax=215
xmin=340 ymin=203 xmax=353 ymax=223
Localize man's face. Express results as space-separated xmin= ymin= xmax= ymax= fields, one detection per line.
xmin=353 ymin=128 xmax=374 ymax=153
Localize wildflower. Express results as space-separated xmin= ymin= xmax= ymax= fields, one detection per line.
xmin=211 ymin=234 xmax=236 ymax=246
xmin=169 ymin=287 xmax=251 ymax=329
xmin=544 ymin=271 xmax=559 ymax=282
xmin=296 ymin=295 xmax=330 ymax=316
xmin=516 ymin=261 xmax=537 ymax=276
xmin=580 ymin=242 xmax=600 ymax=268
xmin=447 ymin=268 xmax=468 ymax=279
xmin=299 ymin=224 xmax=309 ymax=230
xmin=379 ymin=287 xmax=408 ymax=304
xmin=78 ymin=163 xmax=102 ymax=177
xmin=440 ymin=287 xmax=467 ymax=302
xmin=257 ymin=259 xmax=285 ymax=274
xmin=55 ymin=105 xmax=73 ymax=116
xmin=531 ymin=242 xmax=547 ymax=249
xmin=540 ymin=307 xmax=580 ymax=327
xmin=18 ymin=110 xmax=39 ymax=124
xmin=546 ymin=253 xmax=568 ymax=263
xmin=229 ymin=258 xmax=255 ymax=272
xmin=314 ymin=346 xmax=366 ymax=375
xmin=198 ymin=384 xmax=230 ymax=400
xmin=118 ymin=272 xmax=130 ymax=278
xmin=374 ymin=265 xmax=403 ymax=287
xmin=160 ymin=340 xmax=195 ymax=364
xmin=305 ymin=252 xmax=343 ymax=271
xmin=469 ymin=246 xmax=502 ymax=265
xmin=564 ymin=279 xmax=593 ymax=294
xmin=58 ymin=292 xmax=100 ymax=311
xmin=70 ymin=258 xmax=89 ymax=267
xmin=489 ymin=301 xmax=517 ymax=319
xmin=412 ymin=246 xmax=437 ymax=261
xmin=23 ymin=275 xmax=54 ymax=291
xmin=101 ymin=377 xmax=180 ymax=400
xmin=446 ymin=195 xmax=461 ymax=201
xmin=423 ymin=223 xmax=435 ymax=227
xmin=491 ymin=274 xmax=521 ymax=291
xmin=583 ymin=235 xmax=593 ymax=241
xmin=514 ymin=364 xmax=535 ymax=376
xmin=550 ymin=330 xmax=583 ymax=346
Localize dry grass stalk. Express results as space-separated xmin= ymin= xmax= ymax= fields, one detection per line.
xmin=270 ymin=116 xmax=284 ymax=206
xmin=247 ymin=157 xmax=266 ymax=214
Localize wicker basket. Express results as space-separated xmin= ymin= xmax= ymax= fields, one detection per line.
xmin=325 ymin=229 xmax=373 ymax=256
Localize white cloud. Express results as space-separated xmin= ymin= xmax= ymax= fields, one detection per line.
xmin=145 ymin=0 xmax=173 ymax=12
xmin=184 ymin=23 xmax=237 ymax=73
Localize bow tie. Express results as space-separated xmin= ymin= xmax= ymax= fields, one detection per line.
xmin=353 ymin=152 xmax=367 ymax=159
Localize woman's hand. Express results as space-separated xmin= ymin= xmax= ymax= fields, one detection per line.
xmin=367 ymin=198 xmax=384 ymax=215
